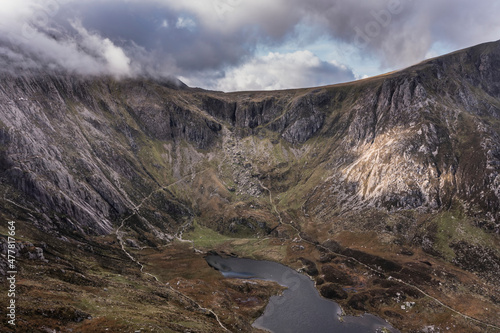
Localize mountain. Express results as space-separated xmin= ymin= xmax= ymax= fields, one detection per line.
xmin=1 ymin=40 xmax=500 ymax=332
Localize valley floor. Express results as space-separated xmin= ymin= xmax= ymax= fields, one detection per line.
xmin=1 ymin=217 xmax=500 ymax=333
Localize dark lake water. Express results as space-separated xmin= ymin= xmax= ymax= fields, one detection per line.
xmin=205 ymin=255 xmax=400 ymax=333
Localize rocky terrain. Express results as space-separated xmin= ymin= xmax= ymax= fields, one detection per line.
xmin=0 ymin=40 xmax=500 ymax=332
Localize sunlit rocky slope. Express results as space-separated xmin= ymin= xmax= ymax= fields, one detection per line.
xmin=1 ymin=40 xmax=499 ymax=332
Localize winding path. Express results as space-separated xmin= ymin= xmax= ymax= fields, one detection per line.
xmin=112 ymin=129 xmax=500 ymax=332
xmin=260 ymin=183 xmax=500 ymax=331
xmin=113 ymin=169 xmax=229 ymax=332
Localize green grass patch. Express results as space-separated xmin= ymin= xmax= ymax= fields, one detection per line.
xmin=184 ymin=220 xmax=234 ymax=249
xmin=432 ymin=208 xmax=497 ymax=260
xmin=183 ymin=221 xmax=280 ymax=260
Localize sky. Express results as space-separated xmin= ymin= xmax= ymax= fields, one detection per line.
xmin=0 ymin=0 xmax=499 ymax=92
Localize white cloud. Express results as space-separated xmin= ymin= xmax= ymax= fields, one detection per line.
xmin=148 ymin=0 xmax=500 ymax=73
xmin=71 ymin=21 xmax=131 ymax=76
xmin=1 ymin=0 xmax=500 ymax=88
xmin=209 ymin=50 xmax=354 ymax=92
xmin=175 ymin=16 xmax=196 ymax=31
xmin=0 ymin=0 xmax=132 ymax=77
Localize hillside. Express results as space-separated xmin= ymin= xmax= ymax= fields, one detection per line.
xmin=0 ymin=40 xmax=500 ymax=332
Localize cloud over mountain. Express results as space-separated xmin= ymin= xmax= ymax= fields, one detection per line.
xmin=0 ymin=0 xmax=499 ymax=90
xmin=205 ymin=50 xmax=355 ymax=91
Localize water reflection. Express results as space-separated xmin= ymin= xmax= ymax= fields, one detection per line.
xmin=206 ymin=255 xmax=400 ymax=333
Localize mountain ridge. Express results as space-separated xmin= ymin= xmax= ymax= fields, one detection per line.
xmin=1 ymin=39 xmax=500 ymax=332
xmin=1 ymin=38 xmax=499 ymax=254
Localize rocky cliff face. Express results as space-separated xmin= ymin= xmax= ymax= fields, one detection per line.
xmin=0 ymin=75 xmax=217 ymax=240
xmin=0 ymin=40 xmax=499 ymax=273
xmin=1 ymin=39 xmax=500 ymax=333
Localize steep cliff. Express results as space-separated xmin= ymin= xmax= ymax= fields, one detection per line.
xmin=1 ymin=40 xmax=500 ymax=248
xmin=1 ymin=40 xmax=500 ymax=332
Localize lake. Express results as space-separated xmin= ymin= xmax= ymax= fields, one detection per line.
xmin=205 ymin=254 xmax=400 ymax=333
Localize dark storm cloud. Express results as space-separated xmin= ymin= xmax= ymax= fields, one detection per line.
xmin=46 ymin=0 xmax=284 ymax=78
xmin=0 ymin=0 xmax=499 ymax=89
xmin=53 ymin=1 xmax=251 ymax=72
xmin=292 ymin=0 xmax=500 ymax=68
xmin=65 ymin=0 xmax=500 ymax=71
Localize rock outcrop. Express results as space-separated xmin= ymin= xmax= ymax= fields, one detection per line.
xmin=0 ymin=39 xmax=499 ymax=264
